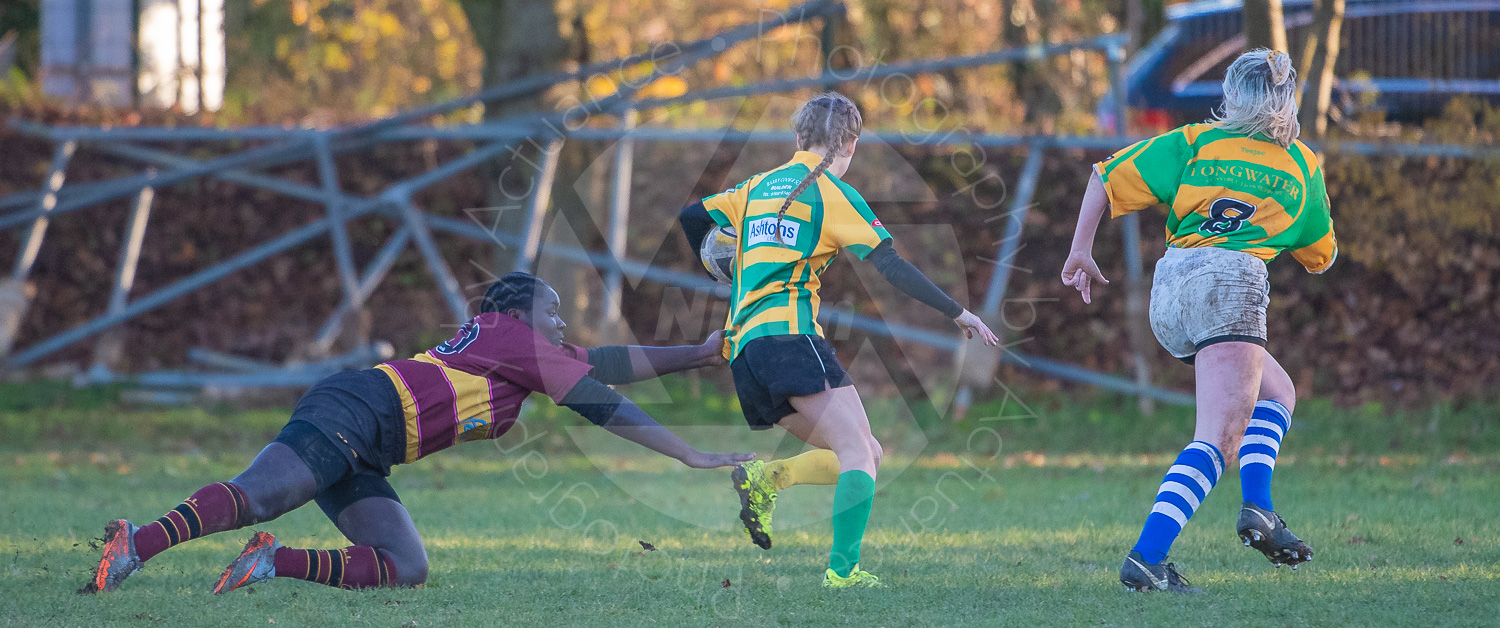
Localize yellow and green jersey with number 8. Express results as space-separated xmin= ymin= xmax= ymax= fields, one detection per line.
xmin=702 ymin=151 xmax=891 ymax=360
xmin=1096 ymin=123 xmax=1337 ymax=273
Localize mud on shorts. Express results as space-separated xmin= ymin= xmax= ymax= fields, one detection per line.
xmin=1149 ymin=246 xmax=1270 ymax=364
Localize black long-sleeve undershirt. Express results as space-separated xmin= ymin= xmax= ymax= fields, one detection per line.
xmin=558 ymin=375 xmax=625 ymax=426
xmin=865 ymin=239 xmax=965 ymax=319
xmin=583 ymin=346 xmax=633 ymax=385
xmin=679 ymin=201 xmax=716 ymax=279
xmin=677 ymin=202 xmax=964 ymax=319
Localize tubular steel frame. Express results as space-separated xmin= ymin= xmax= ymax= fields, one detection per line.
xmin=3 ymin=0 xmax=1494 ymax=405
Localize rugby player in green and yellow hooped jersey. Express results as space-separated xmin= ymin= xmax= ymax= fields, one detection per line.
xmin=1062 ymin=49 xmax=1335 ymax=593
xmin=680 ymin=92 xmax=999 ymax=588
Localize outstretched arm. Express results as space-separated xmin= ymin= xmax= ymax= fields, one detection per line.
xmin=866 ymin=240 xmax=999 ymax=346
xmin=559 ymin=376 xmax=753 ymax=468
xmin=585 ymin=330 xmax=727 ymax=385
xmin=1060 ymin=168 xmax=1112 ymax=304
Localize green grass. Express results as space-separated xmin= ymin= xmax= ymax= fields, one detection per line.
xmin=3 ymin=444 xmax=1498 ymax=626
xmin=5 ymin=375 xmax=1499 ymax=456
xmin=3 ymin=382 xmax=1498 ymax=625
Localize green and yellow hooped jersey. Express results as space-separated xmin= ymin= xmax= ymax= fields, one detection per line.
xmin=1096 ymin=123 xmax=1337 ymax=273
xmin=702 ymin=151 xmax=891 ymax=360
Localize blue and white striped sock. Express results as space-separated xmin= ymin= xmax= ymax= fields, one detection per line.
xmin=1239 ymin=400 xmax=1291 ymax=511
xmin=1131 ymin=441 xmax=1224 ymax=565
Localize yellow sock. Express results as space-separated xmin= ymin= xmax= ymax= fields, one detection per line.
xmin=765 ymin=449 xmax=841 ymax=490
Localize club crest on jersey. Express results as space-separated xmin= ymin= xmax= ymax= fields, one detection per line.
xmin=458 ymin=417 xmax=490 ymax=441
xmin=744 ymin=217 xmax=799 ymax=247
xmin=435 ymin=320 xmax=479 ymax=355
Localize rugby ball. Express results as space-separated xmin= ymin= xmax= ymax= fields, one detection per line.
xmin=699 ymin=226 xmax=738 ymax=284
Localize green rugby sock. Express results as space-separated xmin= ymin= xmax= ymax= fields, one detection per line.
xmin=828 ymin=470 xmax=876 ymax=578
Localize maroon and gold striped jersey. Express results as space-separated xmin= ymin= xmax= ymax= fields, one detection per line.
xmin=374 ymin=313 xmax=593 ymax=464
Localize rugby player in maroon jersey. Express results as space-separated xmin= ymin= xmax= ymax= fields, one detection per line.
xmin=85 ymin=272 xmax=752 ymax=593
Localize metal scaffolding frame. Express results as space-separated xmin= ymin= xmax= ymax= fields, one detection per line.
xmin=3 ymin=0 xmax=1493 ymax=406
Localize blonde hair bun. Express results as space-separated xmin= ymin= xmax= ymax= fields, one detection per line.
xmin=1209 ymin=48 xmax=1300 ymax=147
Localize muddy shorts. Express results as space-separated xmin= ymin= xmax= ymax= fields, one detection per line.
xmin=1149 ymin=246 xmax=1270 ymax=364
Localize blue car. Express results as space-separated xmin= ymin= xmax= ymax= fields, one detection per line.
xmin=1125 ymin=0 xmax=1500 ymax=122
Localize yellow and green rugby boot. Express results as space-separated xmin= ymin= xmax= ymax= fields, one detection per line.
xmin=822 ymin=564 xmax=882 ymax=589
xmin=731 ymin=460 xmax=777 ymax=549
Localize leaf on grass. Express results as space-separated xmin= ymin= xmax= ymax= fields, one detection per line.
xmin=638 ymin=541 xmax=657 ymax=551
xmin=721 ymin=579 xmax=731 ymax=589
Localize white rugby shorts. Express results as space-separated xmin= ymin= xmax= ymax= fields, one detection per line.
xmin=1148 ymin=246 xmax=1270 ymax=363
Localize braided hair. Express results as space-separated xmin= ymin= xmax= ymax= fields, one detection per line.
xmin=480 ymin=272 xmax=548 ymax=315
xmin=774 ymin=92 xmax=864 ymax=243
xmin=1210 ymin=48 xmax=1300 ymax=147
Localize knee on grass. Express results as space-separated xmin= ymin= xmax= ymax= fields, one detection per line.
xmin=389 ymin=548 xmax=428 ymax=587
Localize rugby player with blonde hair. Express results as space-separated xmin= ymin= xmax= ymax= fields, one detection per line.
xmin=1062 ymin=49 xmax=1336 ymax=592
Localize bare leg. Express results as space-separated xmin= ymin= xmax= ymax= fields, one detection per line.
xmin=1234 ymin=345 xmax=1312 ymax=568
xmin=334 ymin=498 xmax=429 ymax=586
xmin=230 ymin=442 xmax=321 ymax=523
xmin=1257 ymin=349 xmax=1296 ymax=412
xmin=1192 ymin=342 xmax=1264 ymax=464
xmin=787 ymin=385 xmax=883 ymax=579
xmin=776 ymin=412 xmax=832 ymax=450
xmin=95 ymin=441 xmax=323 ymax=593
xmin=1125 ymin=341 xmax=1264 ymax=572
xmin=785 ymin=386 xmax=883 ymax=477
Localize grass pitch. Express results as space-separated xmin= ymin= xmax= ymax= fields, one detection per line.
xmin=3 ymin=444 xmax=1498 ymax=626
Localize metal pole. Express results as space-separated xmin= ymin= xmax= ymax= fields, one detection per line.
xmin=979 ymin=143 xmax=1045 ymax=318
xmin=391 ymin=195 xmax=470 ymax=323
xmin=311 ymin=227 xmax=412 ymax=354
xmin=12 ymin=140 xmax=78 ymax=281
xmin=0 ymin=0 xmax=831 ymax=228
xmin=186 ymin=347 xmax=274 ymax=372
xmin=516 ymin=138 xmax=563 ymax=272
xmin=314 ymin=133 xmax=362 ymax=303
xmin=1108 ymin=43 xmax=1155 ymax=416
xmin=951 ymin=142 xmax=1046 ymax=418
xmin=89 ymin=175 xmax=156 ymax=377
xmin=0 ymin=140 xmax=77 ymax=360
xmin=419 ymin=211 xmax=1197 ymax=407
xmin=89 ymin=141 xmax=338 ymax=205
xmin=8 ymin=202 xmax=384 ymax=367
xmin=600 ymin=108 xmax=638 ymax=338
xmin=819 ymin=3 xmax=842 ymax=91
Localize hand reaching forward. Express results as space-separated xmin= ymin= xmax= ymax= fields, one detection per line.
xmin=1060 ymin=250 xmax=1109 ymax=304
xmin=699 ymin=330 xmax=729 ymax=367
xmin=682 ymin=451 xmax=756 ymax=469
xmin=954 ymin=309 xmax=1000 ymax=347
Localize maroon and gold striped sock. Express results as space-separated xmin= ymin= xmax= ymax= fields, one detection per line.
xmin=272 ymin=546 xmax=397 ymax=589
xmin=134 ymin=482 xmax=252 ymax=562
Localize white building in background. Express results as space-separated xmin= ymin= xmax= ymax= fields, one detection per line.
xmin=40 ymin=0 xmax=225 ymax=112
